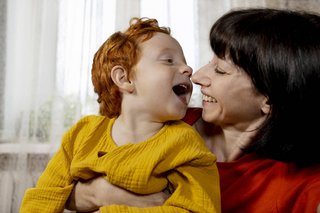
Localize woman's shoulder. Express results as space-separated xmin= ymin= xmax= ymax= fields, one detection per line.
xmin=217 ymin=154 xmax=320 ymax=212
xmin=268 ymin=156 xmax=320 ymax=184
xmin=281 ymin=163 xmax=320 ymax=210
xmin=218 ymin=154 xmax=320 ymax=183
xmin=218 ymin=154 xmax=320 ymax=212
xmin=286 ymin=163 xmax=320 ymax=185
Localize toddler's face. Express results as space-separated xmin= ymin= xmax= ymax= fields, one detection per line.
xmin=131 ymin=32 xmax=193 ymax=122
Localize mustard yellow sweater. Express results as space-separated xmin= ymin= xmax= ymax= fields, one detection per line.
xmin=20 ymin=115 xmax=220 ymax=213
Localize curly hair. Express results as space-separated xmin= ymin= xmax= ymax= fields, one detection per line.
xmin=91 ymin=17 xmax=171 ymax=118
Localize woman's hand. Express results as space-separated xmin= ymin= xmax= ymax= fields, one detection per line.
xmin=65 ymin=176 xmax=169 ymax=212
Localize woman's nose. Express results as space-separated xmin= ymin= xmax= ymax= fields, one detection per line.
xmin=191 ymin=68 xmax=210 ymax=86
xmin=191 ymin=69 xmax=201 ymax=84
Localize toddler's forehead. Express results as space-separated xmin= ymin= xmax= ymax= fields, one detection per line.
xmin=140 ymin=33 xmax=180 ymax=48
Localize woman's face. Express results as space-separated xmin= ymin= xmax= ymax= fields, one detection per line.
xmin=191 ymin=53 xmax=269 ymax=131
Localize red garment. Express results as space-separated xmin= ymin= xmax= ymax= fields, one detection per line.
xmin=218 ymin=154 xmax=320 ymax=213
xmin=182 ymin=107 xmax=203 ymax=125
xmin=183 ymin=108 xmax=320 ymax=213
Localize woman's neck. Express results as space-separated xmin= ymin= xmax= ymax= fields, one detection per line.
xmin=193 ymin=118 xmax=249 ymax=162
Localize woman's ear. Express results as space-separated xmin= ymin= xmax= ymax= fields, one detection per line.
xmin=110 ymin=65 xmax=134 ymax=93
xmin=261 ymin=97 xmax=271 ymax=115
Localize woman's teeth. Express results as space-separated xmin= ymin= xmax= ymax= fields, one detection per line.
xmin=202 ymin=94 xmax=217 ymax=102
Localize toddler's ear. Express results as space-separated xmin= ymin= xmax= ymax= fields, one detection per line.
xmin=110 ymin=65 xmax=134 ymax=93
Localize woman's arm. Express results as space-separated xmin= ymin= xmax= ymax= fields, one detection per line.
xmin=66 ymin=176 xmax=169 ymax=212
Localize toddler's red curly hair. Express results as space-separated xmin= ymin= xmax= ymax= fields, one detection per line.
xmin=91 ymin=17 xmax=171 ymax=118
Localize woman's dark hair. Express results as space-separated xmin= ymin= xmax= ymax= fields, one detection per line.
xmin=210 ymin=8 xmax=320 ymax=166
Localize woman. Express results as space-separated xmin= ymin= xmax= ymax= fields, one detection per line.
xmin=67 ymin=8 xmax=320 ymax=213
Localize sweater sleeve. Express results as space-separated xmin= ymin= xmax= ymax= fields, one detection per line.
xmin=165 ymin=164 xmax=220 ymax=213
xmin=19 ymin=117 xmax=91 ymax=213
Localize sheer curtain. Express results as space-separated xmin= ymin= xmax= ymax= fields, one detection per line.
xmin=1 ymin=0 xmax=319 ymax=212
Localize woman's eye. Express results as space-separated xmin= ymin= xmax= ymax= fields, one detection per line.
xmin=214 ymin=67 xmax=226 ymax=74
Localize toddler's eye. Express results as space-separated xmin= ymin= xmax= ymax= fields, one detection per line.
xmin=165 ymin=58 xmax=174 ymax=63
xmin=159 ymin=54 xmax=174 ymax=64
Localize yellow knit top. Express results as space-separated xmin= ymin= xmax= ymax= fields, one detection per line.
xmin=20 ymin=115 xmax=221 ymax=213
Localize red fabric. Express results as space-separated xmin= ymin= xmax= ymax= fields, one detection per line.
xmin=182 ymin=107 xmax=203 ymax=125
xmin=218 ymin=154 xmax=320 ymax=213
xmin=183 ymin=108 xmax=320 ymax=212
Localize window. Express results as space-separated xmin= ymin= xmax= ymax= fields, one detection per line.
xmin=1 ymin=0 xmax=204 ymax=147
